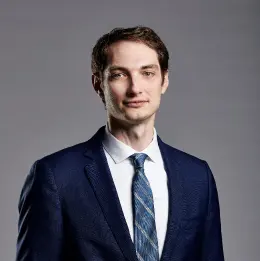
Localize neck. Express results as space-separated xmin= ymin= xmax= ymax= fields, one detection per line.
xmin=107 ymin=116 xmax=155 ymax=152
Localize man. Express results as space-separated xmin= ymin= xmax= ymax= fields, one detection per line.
xmin=16 ymin=26 xmax=225 ymax=261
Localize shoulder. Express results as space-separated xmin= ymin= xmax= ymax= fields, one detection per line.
xmin=36 ymin=127 xmax=104 ymax=168
xmin=35 ymin=140 xmax=88 ymax=168
xmin=30 ymin=126 xmax=104 ymax=181
xmin=159 ymin=139 xmax=212 ymax=182
xmin=160 ymin=139 xmax=207 ymax=168
xmin=24 ymin=141 xmax=88 ymax=183
xmin=160 ymin=141 xmax=218 ymax=202
xmin=23 ymin=140 xmax=94 ymax=195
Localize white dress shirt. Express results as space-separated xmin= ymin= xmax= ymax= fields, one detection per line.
xmin=102 ymin=125 xmax=169 ymax=257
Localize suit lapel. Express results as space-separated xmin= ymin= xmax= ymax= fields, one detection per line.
xmin=83 ymin=127 xmax=138 ymax=261
xmin=158 ymin=136 xmax=185 ymax=261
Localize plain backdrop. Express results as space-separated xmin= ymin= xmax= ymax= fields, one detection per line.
xmin=0 ymin=0 xmax=259 ymax=260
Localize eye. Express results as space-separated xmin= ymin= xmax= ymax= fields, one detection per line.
xmin=142 ymin=71 xmax=155 ymax=77
xmin=109 ymin=73 xmax=126 ymax=80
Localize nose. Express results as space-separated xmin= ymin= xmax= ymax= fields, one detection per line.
xmin=127 ymin=74 xmax=142 ymax=95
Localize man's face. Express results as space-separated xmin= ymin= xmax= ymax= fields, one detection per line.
xmin=94 ymin=40 xmax=168 ymax=125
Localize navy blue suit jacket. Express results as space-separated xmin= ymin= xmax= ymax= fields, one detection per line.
xmin=16 ymin=126 xmax=225 ymax=261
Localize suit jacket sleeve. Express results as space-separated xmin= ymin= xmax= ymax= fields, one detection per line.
xmin=16 ymin=160 xmax=63 ymax=261
xmin=201 ymin=162 xmax=225 ymax=261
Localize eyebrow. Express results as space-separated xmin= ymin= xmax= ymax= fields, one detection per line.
xmin=108 ymin=64 xmax=159 ymax=71
xmin=141 ymin=64 xmax=159 ymax=70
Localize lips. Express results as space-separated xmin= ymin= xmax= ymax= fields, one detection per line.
xmin=124 ymin=100 xmax=148 ymax=104
xmin=124 ymin=100 xmax=148 ymax=108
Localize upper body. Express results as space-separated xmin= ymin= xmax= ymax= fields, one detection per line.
xmin=16 ymin=26 xmax=225 ymax=261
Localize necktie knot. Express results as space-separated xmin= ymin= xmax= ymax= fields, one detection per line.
xmin=130 ymin=153 xmax=148 ymax=169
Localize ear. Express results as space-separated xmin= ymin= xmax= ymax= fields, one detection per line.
xmin=92 ymin=74 xmax=102 ymax=94
xmin=92 ymin=74 xmax=105 ymax=104
xmin=161 ymin=71 xmax=169 ymax=94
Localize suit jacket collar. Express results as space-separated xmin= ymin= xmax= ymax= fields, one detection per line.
xmin=83 ymin=126 xmax=185 ymax=261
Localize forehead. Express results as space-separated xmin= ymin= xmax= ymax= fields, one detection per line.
xmin=106 ymin=41 xmax=159 ymax=68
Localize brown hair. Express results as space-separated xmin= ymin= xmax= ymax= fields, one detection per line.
xmin=91 ymin=26 xmax=169 ymax=78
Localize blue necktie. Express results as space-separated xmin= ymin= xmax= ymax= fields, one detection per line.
xmin=130 ymin=153 xmax=159 ymax=261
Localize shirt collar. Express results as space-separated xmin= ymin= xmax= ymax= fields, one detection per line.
xmin=102 ymin=124 xmax=162 ymax=164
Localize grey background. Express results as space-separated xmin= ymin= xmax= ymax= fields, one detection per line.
xmin=0 ymin=0 xmax=259 ymax=260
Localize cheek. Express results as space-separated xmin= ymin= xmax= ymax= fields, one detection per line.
xmin=105 ymin=84 xmax=125 ymax=103
xmin=147 ymin=84 xmax=163 ymax=98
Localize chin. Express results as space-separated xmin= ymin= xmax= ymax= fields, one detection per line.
xmin=123 ymin=111 xmax=156 ymax=124
xmin=109 ymin=105 xmax=158 ymax=124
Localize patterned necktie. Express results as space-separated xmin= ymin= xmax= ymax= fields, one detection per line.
xmin=130 ymin=153 xmax=159 ymax=261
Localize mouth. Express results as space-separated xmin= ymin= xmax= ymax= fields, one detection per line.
xmin=123 ymin=100 xmax=148 ymax=108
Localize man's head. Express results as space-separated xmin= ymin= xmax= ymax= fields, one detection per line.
xmin=91 ymin=26 xmax=169 ymax=79
xmin=91 ymin=26 xmax=169 ymax=125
